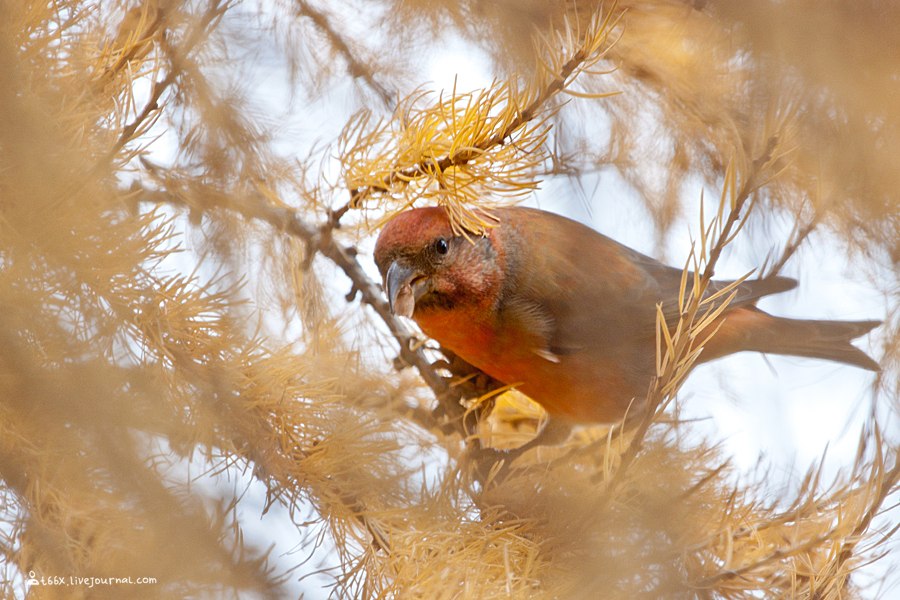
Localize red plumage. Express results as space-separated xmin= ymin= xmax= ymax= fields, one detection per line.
xmin=374 ymin=206 xmax=880 ymax=423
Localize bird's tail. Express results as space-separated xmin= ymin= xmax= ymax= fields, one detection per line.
xmin=743 ymin=313 xmax=881 ymax=371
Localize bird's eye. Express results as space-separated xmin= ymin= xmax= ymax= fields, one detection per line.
xmin=434 ymin=238 xmax=449 ymax=255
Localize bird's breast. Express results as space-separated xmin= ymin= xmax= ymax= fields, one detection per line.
xmin=413 ymin=305 xmax=644 ymax=423
xmin=414 ymin=306 xmax=500 ymax=359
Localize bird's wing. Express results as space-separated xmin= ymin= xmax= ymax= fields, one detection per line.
xmin=497 ymin=207 xmax=796 ymax=361
xmin=623 ymin=247 xmax=797 ymax=324
xmin=498 ymin=208 xmax=662 ymax=359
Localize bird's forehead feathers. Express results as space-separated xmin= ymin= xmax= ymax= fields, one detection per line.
xmin=374 ymin=207 xmax=455 ymax=263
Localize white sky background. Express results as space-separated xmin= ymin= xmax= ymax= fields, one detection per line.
xmin=130 ymin=4 xmax=896 ymax=597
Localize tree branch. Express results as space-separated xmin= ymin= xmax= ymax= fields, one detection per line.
xmin=134 ymin=181 xmax=467 ymax=436
xmin=295 ymin=0 xmax=394 ymax=108
xmin=107 ymin=1 xmax=229 ymax=163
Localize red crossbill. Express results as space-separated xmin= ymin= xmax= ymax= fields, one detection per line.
xmin=374 ymin=206 xmax=880 ymax=423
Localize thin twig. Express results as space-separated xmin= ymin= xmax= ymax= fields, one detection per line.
xmin=762 ymin=213 xmax=819 ymax=278
xmin=810 ymin=438 xmax=900 ymax=599
xmin=693 ymin=532 xmax=835 ymax=588
xmin=109 ymin=1 xmax=228 ymax=161
xmin=295 ymin=0 xmax=394 ymax=108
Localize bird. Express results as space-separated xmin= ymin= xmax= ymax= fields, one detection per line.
xmin=374 ymin=205 xmax=880 ymax=425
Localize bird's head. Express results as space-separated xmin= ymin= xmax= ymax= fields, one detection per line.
xmin=373 ymin=207 xmax=503 ymax=319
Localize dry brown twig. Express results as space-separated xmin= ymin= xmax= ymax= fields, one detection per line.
xmin=762 ymin=210 xmax=820 ymax=279
xmin=294 ymin=0 xmax=394 ymax=107
xmin=106 ymin=1 xmax=229 ymax=164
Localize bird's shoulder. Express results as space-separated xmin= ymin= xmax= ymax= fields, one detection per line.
xmin=495 ymin=207 xmax=669 ymax=304
xmin=491 ymin=207 xmax=668 ymax=358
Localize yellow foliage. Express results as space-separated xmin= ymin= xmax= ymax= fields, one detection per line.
xmin=0 ymin=1 xmax=896 ymax=598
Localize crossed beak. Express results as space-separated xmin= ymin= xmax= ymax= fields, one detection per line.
xmin=385 ymin=261 xmax=429 ymax=318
